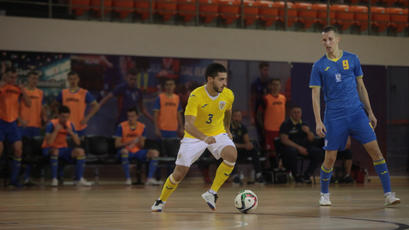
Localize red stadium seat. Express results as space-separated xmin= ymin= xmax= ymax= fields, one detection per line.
xmin=71 ymin=0 xmax=90 ymax=16
xmin=350 ymin=5 xmax=368 ymax=31
xmin=258 ymin=0 xmax=278 ymax=27
xmin=178 ymin=0 xmax=196 ymax=22
xmin=332 ymin=4 xmax=354 ymax=31
xmin=276 ymin=1 xmax=297 ymax=28
xmin=294 ymin=2 xmax=315 ymax=29
xmin=243 ymin=0 xmax=259 ymax=26
xmin=199 ymin=0 xmax=219 ymax=24
xmin=361 ymin=0 xmax=379 ymax=5
xmin=387 ymin=7 xmax=408 ymax=32
xmin=349 ymin=0 xmax=360 ymax=4
xmin=219 ymin=0 xmax=240 ymax=25
xmin=398 ymin=0 xmax=408 ymax=7
xmin=112 ymin=0 xmax=134 ymax=18
xmin=312 ymin=3 xmax=335 ymax=26
xmin=371 ymin=6 xmax=389 ymax=32
xmin=380 ymin=0 xmax=398 ymax=6
xmin=135 ymin=0 xmax=155 ymax=20
xmin=156 ymin=0 xmax=178 ymax=21
xmin=91 ymin=0 xmax=112 ymax=16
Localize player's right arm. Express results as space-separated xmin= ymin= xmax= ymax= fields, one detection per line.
xmin=99 ymin=92 xmax=113 ymax=107
xmin=45 ymin=122 xmax=62 ymax=145
xmin=185 ymin=115 xmax=215 ymax=144
xmin=309 ymin=63 xmax=326 ymax=137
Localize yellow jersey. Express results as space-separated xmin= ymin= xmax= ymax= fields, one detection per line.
xmin=184 ymin=85 xmax=234 ymax=138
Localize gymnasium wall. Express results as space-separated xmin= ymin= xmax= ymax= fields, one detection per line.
xmin=1 ymin=16 xmax=409 ymax=66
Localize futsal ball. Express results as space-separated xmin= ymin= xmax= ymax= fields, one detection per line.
xmin=234 ymin=190 xmax=258 ymax=213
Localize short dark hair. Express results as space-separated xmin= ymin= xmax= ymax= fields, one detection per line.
xmin=58 ymin=105 xmax=70 ymax=114
xmin=127 ymin=107 xmax=139 ymax=115
xmin=128 ymin=68 xmax=138 ymax=76
xmin=271 ymin=78 xmax=281 ymax=83
xmin=322 ymin=26 xmax=338 ymax=34
xmin=232 ymin=109 xmax=241 ymax=114
xmin=259 ymin=62 xmax=269 ymax=69
xmin=5 ymin=67 xmax=17 ymax=74
xmin=205 ymin=63 xmax=226 ymax=82
xmin=290 ymin=105 xmax=302 ymax=111
xmin=67 ymin=71 xmax=78 ymax=77
xmin=162 ymin=78 xmax=175 ymax=87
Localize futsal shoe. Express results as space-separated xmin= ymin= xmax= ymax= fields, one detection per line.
xmin=75 ymin=178 xmax=93 ymax=186
xmin=51 ymin=178 xmax=59 ymax=187
xmin=385 ymin=192 xmax=401 ymax=207
xmin=151 ymin=200 xmax=165 ymax=212
xmin=319 ymin=193 xmax=332 ymax=206
xmin=201 ymin=191 xmax=218 ymax=211
xmin=146 ymin=178 xmax=163 ymax=186
xmin=125 ymin=178 xmax=132 ymax=185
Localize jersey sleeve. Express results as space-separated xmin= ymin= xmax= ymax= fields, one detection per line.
xmin=114 ymin=125 xmax=122 ymax=138
xmin=153 ymin=96 xmax=160 ymax=111
xmin=70 ymin=123 xmax=77 ymax=134
xmin=279 ymin=121 xmax=290 ymax=135
xmin=85 ymin=91 xmax=96 ymax=104
xmin=309 ymin=63 xmax=322 ymax=88
xmin=184 ymin=93 xmax=199 ymax=117
xmin=45 ymin=122 xmax=54 ymax=134
xmin=142 ymin=129 xmax=146 ymax=137
xmin=112 ymin=84 xmax=124 ymax=97
xmin=354 ymin=55 xmax=364 ymax=78
xmin=56 ymin=92 xmax=63 ymax=103
xmin=226 ymin=89 xmax=234 ymax=111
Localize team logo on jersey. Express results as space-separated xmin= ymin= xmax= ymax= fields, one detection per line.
xmin=324 ymin=66 xmax=330 ymax=71
xmin=335 ymin=73 xmax=342 ymax=82
xmin=219 ymin=101 xmax=226 ymax=110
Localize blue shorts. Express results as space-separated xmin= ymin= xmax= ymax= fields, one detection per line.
xmin=20 ymin=127 xmax=41 ymax=138
xmin=160 ymin=130 xmax=178 ymax=138
xmin=324 ymin=108 xmax=376 ymax=151
xmin=42 ymin=147 xmax=74 ymax=162
xmin=0 ymin=120 xmax=21 ymax=143
xmin=117 ymin=149 xmax=148 ymax=161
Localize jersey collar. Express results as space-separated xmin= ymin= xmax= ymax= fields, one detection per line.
xmin=290 ymin=118 xmax=302 ymax=125
xmin=326 ymin=50 xmax=343 ymax=63
xmin=204 ymin=85 xmax=220 ymax=100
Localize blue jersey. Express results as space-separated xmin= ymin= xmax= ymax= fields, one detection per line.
xmin=309 ymin=51 xmax=364 ymax=118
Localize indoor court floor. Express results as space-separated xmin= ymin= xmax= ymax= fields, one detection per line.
xmin=0 ymin=181 xmax=408 ymax=230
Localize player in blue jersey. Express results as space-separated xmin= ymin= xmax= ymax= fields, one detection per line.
xmin=310 ymin=26 xmax=400 ymax=207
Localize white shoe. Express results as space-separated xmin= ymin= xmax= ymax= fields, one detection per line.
xmin=146 ymin=178 xmax=163 ymax=186
xmin=385 ymin=192 xmax=401 ymax=206
xmin=201 ymin=191 xmax=218 ymax=211
xmin=125 ymin=178 xmax=132 ymax=185
xmin=76 ymin=178 xmax=93 ymax=187
xmin=319 ymin=193 xmax=332 ymax=206
xmin=151 ymin=199 xmax=166 ymax=212
xmin=51 ymin=178 xmax=58 ymax=187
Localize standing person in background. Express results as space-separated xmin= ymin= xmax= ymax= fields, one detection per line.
xmin=0 ymin=67 xmax=31 ymax=187
xmin=310 ymin=26 xmax=400 ymax=206
xmin=250 ymin=62 xmax=271 ymax=148
xmin=18 ymin=71 xmax=47 ymax=186
xmin=99 ymin=68 xmax=154 ymax=123
xmin=56 ymin=71 xmax=99 ymax=137
xmin=259 ymin=79 xmax=286 ymax=168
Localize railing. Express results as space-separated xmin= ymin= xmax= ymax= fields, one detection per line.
xmin=0 ymin=0 xmax=408 ymax=36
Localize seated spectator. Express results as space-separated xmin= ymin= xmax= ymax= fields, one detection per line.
xmin=114 ymin=107 xmax=161 ymax=186
xmin=230 ymin=110 xmax=264 ymax=184
xmin=279 ymin=106 xmax=323 ymax=184
xmin=332 ymin=137 xmax=354 ymax=184
xmin=42 ymin=106 xmax=92 ymax=187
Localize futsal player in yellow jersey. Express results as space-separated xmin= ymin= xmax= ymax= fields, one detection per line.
xmin=152 ymin=63 xmax=236 ymax=212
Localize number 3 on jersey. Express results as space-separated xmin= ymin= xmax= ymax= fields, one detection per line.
xmin=206 ymin=114 xmax=213 ymax=124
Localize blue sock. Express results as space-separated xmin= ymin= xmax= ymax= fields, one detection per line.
xmin=24 ymin=165 xmax=31 ymax=181
xmin=320 ymin=165 xmax=333 ymax=194
xmin=50 ymin=156 xmax=58 ymax=179
xmin=76 ymin=156 xmax=86 ymax=181
xmin=147 ymin=160 xmax=158 ymax=179
xmin=121 ymin=155 xmax=130 ymax=179
xmin=10 ymin=157 xmax=22 ymax=184
xmin=373 ymin=159 xmax=391 ymax=194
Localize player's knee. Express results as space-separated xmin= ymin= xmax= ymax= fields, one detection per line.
xmin=50 ymin=149 xmax=59 ymax=156
xmin=74 ymin=148 xmax=85 ymax=157
xmin=148 ymin=149 xmax=159 ymax=158
xmin=221 ymin=146 xmax=237 ymax=162
xmin=120 ymin=148 xmax=128 ymax=156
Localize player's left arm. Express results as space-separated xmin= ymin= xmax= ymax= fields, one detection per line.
xmin=356 ymin=77 xmax=377 ymax=129
xmin=81 ymin=93 xmax=100 ymax=125
xmin=224 ymin=109 xmax=233 ymax=139
xmin=139 ymin=96 xmax=154 ymax=122
xmin=20 ymin=86 xmax=32 ymax=107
